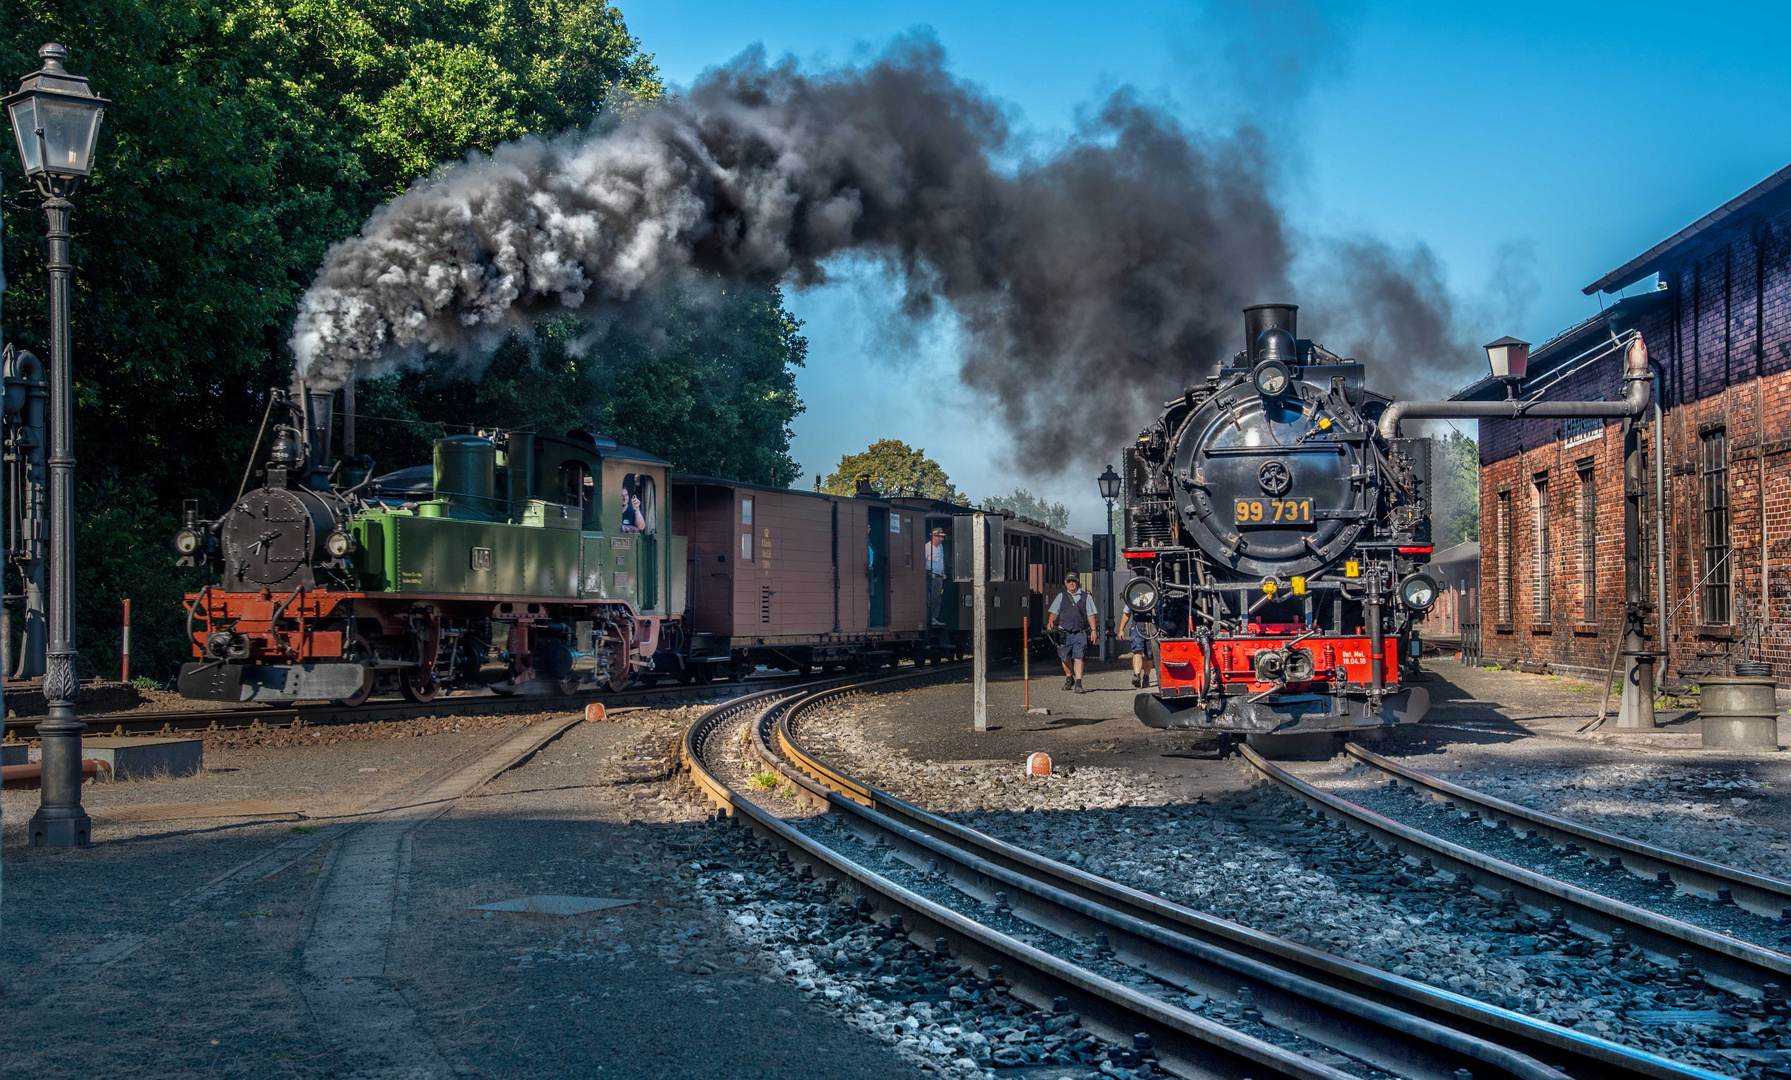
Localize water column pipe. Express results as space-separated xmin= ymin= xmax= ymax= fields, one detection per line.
xmin=1379 ymin=336 xmax=1657 ymax=728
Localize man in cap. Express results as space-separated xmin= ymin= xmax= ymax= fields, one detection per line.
xmin=1046 ymin=573 xmax=1096 ymax=693
xmin=925 ymin=526 xmax=948 ymax=627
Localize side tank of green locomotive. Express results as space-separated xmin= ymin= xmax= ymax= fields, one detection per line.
xmin=344 ymin=431 xmax=684 ymax=615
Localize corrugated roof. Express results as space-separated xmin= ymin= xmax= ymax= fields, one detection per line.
xmin=1583 ymin=161 xmax=1791 ymax=295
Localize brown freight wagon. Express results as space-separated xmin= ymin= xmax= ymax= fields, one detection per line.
xmin=672 ymin=476 xmax=933 ymax=676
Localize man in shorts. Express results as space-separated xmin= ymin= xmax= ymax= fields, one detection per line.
xmin=1046 ymin=573 xmax=1096 ymax=693
xmin=1118 ymin=607 xmax=1152 ymax=688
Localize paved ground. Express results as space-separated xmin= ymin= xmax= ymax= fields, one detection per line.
xmin=0 ymin=705 xmax=930 ymax=1080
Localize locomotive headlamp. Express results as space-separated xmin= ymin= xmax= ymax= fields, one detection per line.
xmin=1122 ymin=576 xmax=1159 ymax=613
xmin=172 ymin=527 xmax=201 ymax=556
xmin=325 ymin=529 xmax=356 ymax=558
xmin=1253 ymin=359 xmax=1292 ymax=399
xmin=1399 ymin=572 xmax=1439 ymax=612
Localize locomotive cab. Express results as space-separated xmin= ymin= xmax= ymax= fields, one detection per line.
xmin=1122 ymin=304 xmax=1434 ymax=757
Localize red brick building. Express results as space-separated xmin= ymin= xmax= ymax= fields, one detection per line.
xmin=1475 ymin=163 xmax=1791 ymax=683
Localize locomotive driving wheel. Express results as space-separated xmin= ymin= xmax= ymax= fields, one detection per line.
xmin=401 ymin=667 xmax=440 ymax=703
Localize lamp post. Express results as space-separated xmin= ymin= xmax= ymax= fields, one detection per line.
xmin=1097 ymin=464 xmax=1121 ymax=661
xmin=7 ymin=43 xmax=107 ymax=847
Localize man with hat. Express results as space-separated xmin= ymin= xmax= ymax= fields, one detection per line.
xmin=1046 ymin=573 xmax=1097 ymax=693
xmin=925 ymin=525 xmax=948 ymax=627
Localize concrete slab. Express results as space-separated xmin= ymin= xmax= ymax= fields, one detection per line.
xmin=0 ymin=743 xmax=25 ymax=766
xmin=89 ymin=800 xmax=301 ymax=823
xmin=80 ymin=736 xmax=202 ymax=781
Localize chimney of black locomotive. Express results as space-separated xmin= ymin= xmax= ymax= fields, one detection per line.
xmin=1243 ymin=303 xmax=1298 ymax=364
xmin=302 ymin=386 xmax=334 ymax=470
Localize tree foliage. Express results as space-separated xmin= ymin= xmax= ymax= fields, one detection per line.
xmin=822 ymin=440 xmax=961 ymax=502
xmin=983 ymin=488 xmax=1068 ymax=531
xmin=0 ymin=3 xmax=808 ymax=682
xmin=1432 ymin=430 xmax=1480 ymax=550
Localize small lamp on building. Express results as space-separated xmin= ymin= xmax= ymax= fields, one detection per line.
xmin=1484 ymin=335 xmax=1530 ymax=398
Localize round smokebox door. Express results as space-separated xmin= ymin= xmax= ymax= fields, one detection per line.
xmin=223 ymin=488 xmax=314 ymax=586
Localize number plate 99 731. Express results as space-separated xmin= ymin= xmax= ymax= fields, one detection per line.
xmin=1235 ymin=498 xmax=1313 ymax=525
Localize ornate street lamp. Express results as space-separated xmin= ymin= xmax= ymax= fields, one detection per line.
xmin=7 ymin=43 xmax=107 ymax=847
xmin=1096 ymin=464 xmax=1121 ymax=658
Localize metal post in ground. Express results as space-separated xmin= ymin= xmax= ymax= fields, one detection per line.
xmin=1619 ymin=403 xmax=1657 ymax=728
xmin=1022 ymin=615 xmax=1029 ymax=711
xmin=120 ymin=597 xmax=131 ymax=684
xmin=972 ymin=511 xmax=988 ymax=732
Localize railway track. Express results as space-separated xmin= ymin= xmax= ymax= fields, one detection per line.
xmin=1240 ymin=745 xmax=1791 ymax=1002
xmin=3 ymin=669 xmax=847 ymax=739
xmin=683 ymin=675 xmax=1722 ymax=1080
xmin=1340 ymin=743 xmax=1791 ymax=922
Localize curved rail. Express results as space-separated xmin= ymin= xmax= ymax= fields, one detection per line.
xmin=1241 ymin=745 xmax=1791 ymax=1001
xmin=762 ymin=690 xmax=1721 ymax=1080
xmin=1343 ymin=741 xmax=1791 ymax=920
xmin=682 ymin=671 xmax=1366 ymax=1080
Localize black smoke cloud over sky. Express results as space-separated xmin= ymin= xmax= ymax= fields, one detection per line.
xmin=293 ymin=24 xmax=1513 ymax=470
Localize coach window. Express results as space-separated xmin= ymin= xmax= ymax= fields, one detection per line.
xmin=1577 ymin=462 xmax=1595 ymax=623
xmin=1532 ymin=475 xmax=1551 ymax=624
xmin=1497 ymin=490 xmax=1513 ymax=627
xmin=1702 ymin=427 xmax=1731 ymax=625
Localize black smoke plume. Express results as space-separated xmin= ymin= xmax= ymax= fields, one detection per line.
xmin=292 ymin=35 xmax=1475 ymax=468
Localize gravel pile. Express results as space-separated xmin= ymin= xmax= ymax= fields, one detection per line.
xmin=797 ymin=699 xmax=1173 ymax=812
xmin=943 ymin=786 xmax=1788 ymax=1077
xmin=1329 ymin=761 xmax=1791 ymax=883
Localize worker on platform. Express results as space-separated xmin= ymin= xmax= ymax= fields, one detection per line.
xmin=1118 ymin=607 xmax=1152 ymax=689
xmin=1046 ymin=573 xmax=1096 ymax=693
xmin=925 ymin=526 xmax=948 ymax=627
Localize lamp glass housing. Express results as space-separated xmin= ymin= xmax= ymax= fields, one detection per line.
xmin=1097 ymin=465 xmax=1121 ymax=502
xmin=7 ymin=93 xmax=103 ymax=178
xmin=1483 ymin=337 xmax=1530 ymax=382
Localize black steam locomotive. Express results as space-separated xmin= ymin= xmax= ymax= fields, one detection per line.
xmin=1120 ymin=304 xmax=1436 ymax=756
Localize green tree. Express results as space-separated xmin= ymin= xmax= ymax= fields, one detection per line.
xmin=984 ymin=488 xmax=1069 ymax=531
xmin=0 ymin=3 xmax=806 ymax=683
xmin=1432 ymin=430 xmax=1480 ymax=549
xmin=822 ymin=440 xmax=960 ymax=501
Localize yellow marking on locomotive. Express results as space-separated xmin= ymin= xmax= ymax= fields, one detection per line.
xmin=1261 ymin=578 xmax=1278 ymax=596
xmin=1345 ymin=560 xmax=1360 ymax=578
xmin=1291 ymin=576 xmax=1306 ymax=595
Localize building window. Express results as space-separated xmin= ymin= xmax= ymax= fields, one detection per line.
xmin=1702 ymin=428 xmax=1731 ymax=625
xmin=1533 ymin=475 xmax=1551 ymax=623
xmin=1578 ymin=464 xmax=1596 ymax=622
xmin=1497 ymin=490 xmax=1513 ymax=625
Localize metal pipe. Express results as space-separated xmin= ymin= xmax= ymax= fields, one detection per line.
xmin=1376 ymin=337 xmax=1654 ymax=440
xmin=1367 ymin=572 xmax=1385 ymax=700
xmin=1651 ymin=360 xmax=1668 ymax=671
xmin=3 ymin=347 xmax=47 ymax=678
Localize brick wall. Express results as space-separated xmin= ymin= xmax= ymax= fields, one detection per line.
xmin=1478 ymin=207 xmax=1791 ymax=683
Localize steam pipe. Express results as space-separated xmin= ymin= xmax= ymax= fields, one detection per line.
xmin=4 ymin=347 xmax=47 ymax=678
xmin=1376 ymin=337 xmax=1655 ymax=440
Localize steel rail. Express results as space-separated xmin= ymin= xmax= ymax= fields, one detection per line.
xmin=1343 ymin=742 xmax=1791 ymax=922
xmin=6 ymin=669 xmax=839 ymax=739
xmin=762 ymin=691 xmax=1720 ymax=1080
xmin=1240 ymin=745 xmax=1791 ymax=1001
xmin=681 ymin=672 xmax=1361 ymax=1080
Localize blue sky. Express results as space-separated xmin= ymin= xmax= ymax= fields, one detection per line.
xmin=628 ymin=0 xmax=1791 ymax=533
